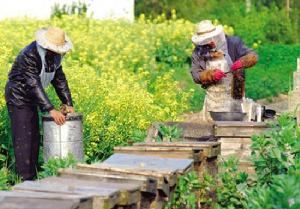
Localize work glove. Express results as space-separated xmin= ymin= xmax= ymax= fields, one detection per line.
xmin=213 ymin=69 xmax=226 ymax=81
xmin=231 ymin=60 xmax=243 ymax=71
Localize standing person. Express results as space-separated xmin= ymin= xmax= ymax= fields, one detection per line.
xmin=5 ymin=27 xmax=75 ymax=180
xmin=190 ymin=20 xmax=258 ymax=121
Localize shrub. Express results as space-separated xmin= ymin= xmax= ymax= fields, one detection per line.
xmin=38 ymin=154 xmax=77 ymax=179
xmin=251 ymin=114 xmax=300 ymax=185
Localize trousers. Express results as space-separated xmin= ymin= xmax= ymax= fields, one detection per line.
xmin=7 ymin=105 xmax=40 ymax=180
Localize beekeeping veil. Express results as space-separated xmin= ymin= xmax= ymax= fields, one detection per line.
xmin=191 ymin=20 xmax=233 ymax=66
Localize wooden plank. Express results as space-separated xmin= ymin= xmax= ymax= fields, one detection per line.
xmin=76 ymin=164 xmax=171 ymax=196
xmin=0 ymin=195 xmax=80 ymax=209
xmin=102 ymin=153 xmax=193 ymax=176
xmin=37 ymin=176 xmax=140 ymax=207
xmin=146 ymin=122 xmax=215 ymax=142
xmin=214 ymin=121 xmax=269 ymax=137
xmin=0 ymin=190 xmax=92 ymax=209
xmin=114 ymin=146 xmax=202 ymax=163
xmin=133 ymin=142 xmax=221 ymax=158
xmin=13 ymin=179 xmax=120 ymax=209
xmin=58 ymin=168 xmax=157 ymax=195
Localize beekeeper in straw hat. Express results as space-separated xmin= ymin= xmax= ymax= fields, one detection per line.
xmin=189 ymin=20 xmax=258 ymax=121
xmin=5 ymin=27 xmax=74 ymax=180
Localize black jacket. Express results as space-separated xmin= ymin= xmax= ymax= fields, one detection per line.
xmin=5 ymin=41 xmax=73 ymax=112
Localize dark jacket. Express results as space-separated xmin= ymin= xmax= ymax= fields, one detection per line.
xmin=5 ymin=41 xmax=73 ymax=112
xmin=190 ymin=36 xmax=257 ymax=98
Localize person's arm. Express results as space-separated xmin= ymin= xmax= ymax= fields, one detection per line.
xmin=190 ymin=49 xmax=225 ymax=88
xmin=231 ymin=37 xmax=258 ymax=71
xmin=51 ymin=66 xmax=73 ymax=107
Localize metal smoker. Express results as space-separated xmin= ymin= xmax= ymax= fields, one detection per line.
xmin=42 ymin=113 xmax=84 ymax=162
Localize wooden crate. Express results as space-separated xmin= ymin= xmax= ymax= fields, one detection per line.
xmin=0 ymin=190 xmax=92 ymax=209
xmin=58 ymin=168 xmax=158 ymax=209
xmin=145 ymin=122 xmax=215 ymax=142
xmin=77 ymin=153 xmax=193 ymax=209
xmin=59 ymin=168 xmax=157 ymax=195
xmin=214 ymin=121 xmax=269 ymax=174
xmin=17 ymin=176 xmax=140 ymax=209
xmin=13 ymin=178 xmax=120 ymax=209
xmin=133 ymin=142 xmax=221 ymax=175
xmin=214 ymin=121 xmax=268 ymax=138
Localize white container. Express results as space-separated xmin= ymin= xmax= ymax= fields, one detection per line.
xmin=42 ymin=113 xmax=84 ymax=162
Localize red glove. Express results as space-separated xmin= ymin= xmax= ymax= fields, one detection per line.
xmin=213 ymin=69 xmax=226 ymax=81
xmin=231 ymin=60 xmax=243 ymax=71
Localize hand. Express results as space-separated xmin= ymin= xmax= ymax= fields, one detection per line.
xmin=49 ymin=109 xmax=66 ymax=125
xmin=213 ymin=69 xmax=226 ymax=81
xmin=231 ymin=60 xmax=243 ymax=71
xmin=67 ymin=106 xmax=75 ymax=113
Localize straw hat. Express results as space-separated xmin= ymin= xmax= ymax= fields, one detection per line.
xmin=191 ymin=20 xmax=224 ymax=46
xmin=36 ymin=27 xmax=73 ymax=54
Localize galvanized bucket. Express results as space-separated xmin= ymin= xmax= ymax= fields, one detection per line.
xmin=42 ymin=113 xmax=84 ymax=162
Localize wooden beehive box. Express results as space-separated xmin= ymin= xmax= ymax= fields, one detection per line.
xmin=59 ymin=167 xmax=157 ymax=196
xmin=131 ymin=141 xmax=220 ymax=175
xmin=145 ymin=122 xmax=215 ymax=142
xmin=14 ymin=176 xmax=141 ymax=209
xmin=214 ymin=121 xmax=269 ymax=174
xmin=0 ymin=190 xmax=93 ymax=209
xmin=77 ymin=153 xmax=193 ymax=209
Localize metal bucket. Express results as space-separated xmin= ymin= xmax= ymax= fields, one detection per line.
xmin=42 ymin=113 xmax=84 ymax=162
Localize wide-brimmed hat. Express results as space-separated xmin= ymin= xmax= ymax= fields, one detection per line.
xmin=191 ymin=20 xmax=224 ymax=46
xmin=36 ymin=27 xmax=73 ymax=54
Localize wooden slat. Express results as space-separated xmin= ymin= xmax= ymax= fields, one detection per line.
xmin=38 ymin=176 xmax=140 ymax=207
xmin=145 ymin=122 xmax=215 ymax=142
xmin=133 ymin=142 xmax=221 ymax=158
xmin=214 ymin=121 xmax=269 ymax=137
xmin=114 ymin=146 xmax=202 ymax=163
xmin=0 ymin=196 xmax=80 ymax=209
xmin=76 ymin=163 xmax=171 ymax=197
xmin=0 ymin=190 xmax=92 ymax=209
xmin=13 ymin=179 xmax=120 ymax=209
xmin=102 ymin=153 xmax=193 ymax=176
xmin=58 ymin=168 xmax=157 ymax=195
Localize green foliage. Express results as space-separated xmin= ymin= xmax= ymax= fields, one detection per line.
xmin=251 ymin=114 xmax=300 ymax=185
xmin=166 ymin=171 xmax=201 ymax=209
xmin=214 ymin=157 xmax=248 ymax=209
xmin=0 ymin=168 xmax=9 ymax=190
xmin=51 ymin=1 xmax=88 ymax=19
xmin=247 ymin=174 xmax=300 ymax=208
xmin=135 ymin=0 xmax=205 ymax=21
xmin=246 ymin=44 xmax=300 ymax=100
xmin=198 ymin=157 xmax=248 ymax=209
xmin=135 ymin=0 xmax=299 ymax=45
xmin=38 ymin=154 xmax=77 ymax=179
xmin=157 ymin=124 xmax=182 ymax=142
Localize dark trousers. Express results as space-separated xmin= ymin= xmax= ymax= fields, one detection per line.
xmin=7 ymin=105 xmax=40 ymax=180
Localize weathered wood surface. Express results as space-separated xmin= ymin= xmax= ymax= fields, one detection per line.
xmin=13 ymin=178 xmax=120 ymax=209
xmin=0 ymin=190 xmax=92 ymax=209
xmin=102 ymin=153 xmax=193 ymax=176
xmin=59 ymin=168 xmax=157 ymax=195
xmin=146 ymin=122 xmax=216 ymax=142
xmin=75 ymin=164 xmax=170 ymax=197
xmin=0 ymin=195 xmax=80 ymax=209
xmin=37 ymin=176 xmax=140 ymax=207
xmin=133 ymin=142 xmax=221 ymax=158
xmin=214 ymin=121 xmax=269 ymax=137
xmin=114 ymin=146 xmax=202 ymax=163
xmin=77 ymin=153 xmax=193 ymax=197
